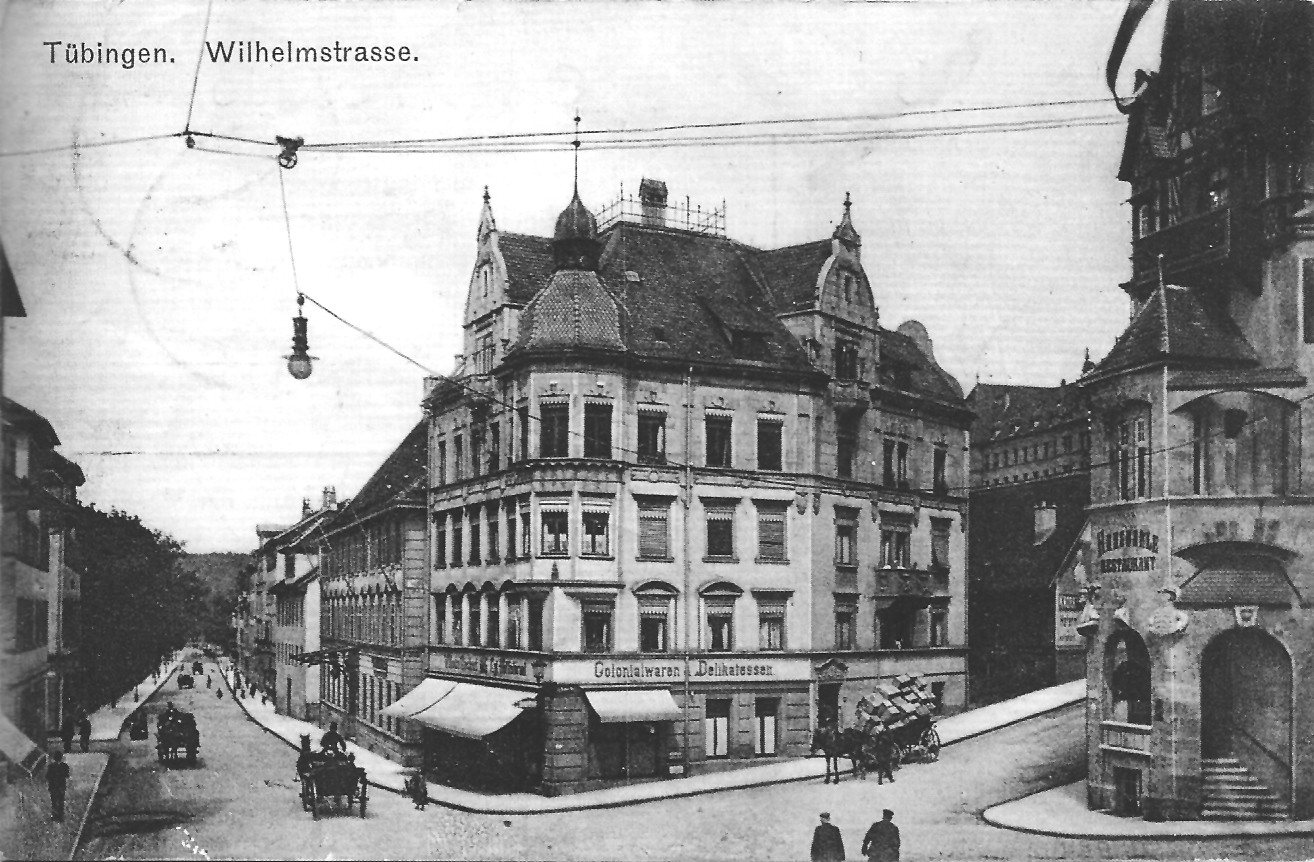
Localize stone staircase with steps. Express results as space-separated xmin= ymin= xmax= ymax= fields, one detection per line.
xmin=1201 ymin=757 xmax=1290 ymax=820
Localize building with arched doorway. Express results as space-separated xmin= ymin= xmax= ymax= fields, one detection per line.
xmin=1081 ymin=0 xmax=1314 ymax=821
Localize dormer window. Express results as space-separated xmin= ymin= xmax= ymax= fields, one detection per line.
xmin=842 ymin=272 xmax=854 ymax=304
xmin=1206 ymin=167 xmax=1230 ymax=210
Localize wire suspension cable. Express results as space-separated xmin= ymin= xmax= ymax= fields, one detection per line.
xmin=276 ymin=167 xmax=301 ymax=296
xmin=0 ymin=133 xmax=185 ymax=158
xmin=184 ymin=0 xmax=216 ymax=135
xmin=298 ymin=292 xmax=437 ymax=375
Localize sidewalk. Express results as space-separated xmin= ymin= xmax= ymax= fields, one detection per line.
xmin=87 ymin=659 xmax=183 ymax=741
xmin=0 ymin=752 xmax=110 ymax=861
xmin=222 ymin=666 xmax=1084 ymax=815
xmin=983 ymin=779 xmax=1314 ymax=839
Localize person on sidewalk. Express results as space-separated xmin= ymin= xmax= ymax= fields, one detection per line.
xmin=60 ymin=712 xmax=75 ymax=754
xmin=810 ymin=812 xmax=845 ymax=862
xmin=405 ymin=770 xmax=428 ymax=810
xmin=860 ymin=809 xmax=899 ymax=862
xmin=47 ymin=750 xmax=70 ymax=822
xmin=78 ymin=711 xmax=91 ymax=753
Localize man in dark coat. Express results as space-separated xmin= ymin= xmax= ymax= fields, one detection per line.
xmin=861 ymin=809 xmax=900 ymax=862
xmin=320 ymin=722 xmax=347 ymax=756
xmin=78 ymin=711 xmax=92 ymax=752
xmin=47 ymin=750 xmax=70 ymax=821
xmin=810 ymin=812 xmax=845 ymax=862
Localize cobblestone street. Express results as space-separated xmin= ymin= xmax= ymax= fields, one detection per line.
xmin=70 ymin=664 xmax=1312 ymax=860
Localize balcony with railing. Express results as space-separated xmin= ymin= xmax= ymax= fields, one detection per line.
xmin=1100 ymin=720 xmax=1151 ymax=756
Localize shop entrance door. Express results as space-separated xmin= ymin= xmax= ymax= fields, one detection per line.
xmin=818 ymin=684 xmax=840 ymax=727
xmin=1200 ymin=628 xmax=1292 ymax=803
xmin=625 ymin=723 xmax=659 ymax=777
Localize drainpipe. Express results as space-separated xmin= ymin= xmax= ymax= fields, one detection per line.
xmin=1162 ymin=361 xmax=1176 ymax=807
xmin=682 ymin=365 xmax=694 ymax=776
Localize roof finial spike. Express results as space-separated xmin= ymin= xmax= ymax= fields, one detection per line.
xmin=483 ymin=185 xmax=490 ymax=204
xmin=844 ymin=191 xmax=852 ymax=214
xmin=572 ymin=112 xmax=581 ymax=194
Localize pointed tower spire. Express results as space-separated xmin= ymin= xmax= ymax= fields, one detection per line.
xmin=476 ymin=185 xmax=498 ymax=243
xmin=572 ymin=112 xmax=581 ymax=194
xmin=832 ymin=191 xmax=861 ymax=250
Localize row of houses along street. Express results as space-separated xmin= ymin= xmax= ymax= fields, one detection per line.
xmin=231 ymin=0 xmax=1314 ymax=825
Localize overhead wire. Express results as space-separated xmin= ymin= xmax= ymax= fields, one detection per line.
xmin=184 ymin=0 xmax=216 ymax=136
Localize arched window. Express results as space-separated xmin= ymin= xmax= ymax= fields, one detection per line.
xmin=1183 ymin=391 xmax=1296 ymax=497
xmin=1106 ymin=630 xmax=1151 ymax=725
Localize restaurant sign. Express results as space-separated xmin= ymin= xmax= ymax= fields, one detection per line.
xmin=1096 ymin=527 xmax=1159 ymax=574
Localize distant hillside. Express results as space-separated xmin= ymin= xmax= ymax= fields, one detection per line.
xmin=181 ymin=551 xmax=249 ymax=607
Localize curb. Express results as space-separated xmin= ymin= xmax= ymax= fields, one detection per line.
xmin=938 ymin=694 xmax=1085 ymax=748
xmin=68 ymin=754 xmax=110 ymax=862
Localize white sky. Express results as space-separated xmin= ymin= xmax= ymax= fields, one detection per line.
xmin=0 ymin=0 xmax=1169 ymax=552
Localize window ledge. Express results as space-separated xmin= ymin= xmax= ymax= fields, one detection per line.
xmin=637 ymin=555 xmax=675 ymax=563
xmin=581 ymin=554 xmax=615 ymax=561
xmin=538 ymin=553 xmax=569 ymax=560
xmin=835 ymin=563 xmax=858 ymax=571
xmin=703 ymin=556 xmax=739 ymax=564
xmin=754 ymin=557 xmax=790 ymax=565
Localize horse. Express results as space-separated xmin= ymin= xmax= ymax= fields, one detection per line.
xmin=811 ymin=725 xmax=866 ymax=783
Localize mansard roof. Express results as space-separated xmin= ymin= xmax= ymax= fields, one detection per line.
xmin=1085 ymin=285 xmax=1256 ymax=381
xmin=968 ymin=383 xmax=1085 ymax=444
xmin=518 ymin=269 xmax=624 ymax=352
xmin=756 ymin=241 xmax=835 ymax=311
xmin=879 ymin=326 xmax=964 ymax=404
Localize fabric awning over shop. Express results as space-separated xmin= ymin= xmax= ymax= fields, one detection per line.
xmin=409 ymin=682 xmax=528 ymax=738
xmin=585 ymin=688 xmax=683 ymax=723
xmin=380 ymin=678 xmax=457 ymax=719
xmin=0 ymin=712 xmax=44 ymax=777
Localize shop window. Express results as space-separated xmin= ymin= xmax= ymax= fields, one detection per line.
xmin=704 ymin=699 xmax=731 ymax=758
xmin=638 ymin=500 xmax=671 ymax=559
xmin=757 ymin=602 xmax=785 ymax=651
xmin=637 ymin=412 xmax=667 ymax=464
xmin=540 ymin=402 xmax=569 ymax=458
xmin=584 ymin=403 xmax=612 ymax=459
xmin=835 ymin=510 xmax=857 ymax=567
xmin=757 ymin=419 xmax=783 ymax=472
xmin=582 ymin=511 xmax=610 ymax=557
xmin=756 ymin=504 xmax=787 ymax=562
xmin=705 ymin=507 xmax=735 ymax=560
xmin=706 ymin=416 xmax=733 ymax=468
xmin=1107 ymin=630 xmax=1151 ymax=726
xmin=540 ymin=510 xmax=569 ymax=556
xmin=582 ymin=602 xmax=613 ymax=653
xmin=754 ymin=699 xmax=779 ymax=756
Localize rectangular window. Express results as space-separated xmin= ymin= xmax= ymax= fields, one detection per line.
xmin=1200 ymin=60 xmax=1222 ymax=116
xmin=705 ymin=507 xmax=735 ymax=559
xmin=705 ymin=416 xmax=733 ymax=468
xmin=882 ymin=439 xmax=896 ymax=486
xmin=487 ymin=508 xmax=500 ymax=563
xmin=931 ymin=518 xmax=952 ymax=569
xmin=835 ymin=511 xmax=857 ymax=567
xmin=639 ymin=602 xmax=669 ymax=653
xmin=582 ymin=511 xmax=610 ymax=556
xmin=1304 ymin=260 xmax=1314 ymax=344
xmin=490 ymin=423 xmax=501 ymax=473
xmin=540 ymin=403 xmax=569 ymax=458
xmin=469 ymin=515 xmax=481 ymax=565
xmin=706 ymin=602 xmax=734 ymax=651
xmin=451 ymin=519 xmax=464 ymax=568
xmin=451 ymin=598 xmax=464 ymax=646
xmin=835 ymin=601 xmax=856 ymax=650
xmin=757 ymin=420 xmax=782 ymax=471
xmin=837 ymin=417 xmax=857 ymax=479
xmin=541 ymin=510 xmax=569 ymax=556
xmin=930 ymin=607 xmax=949 ymax=647
xmin=454 ymin=435 xmax=464 ymax=482
xmin=506 ymin=600 xmax=522 ymax=649
xmin=527 ymin=597 xmax=544 ymax=651
xmin=437 ymin=439 xmax=447 ymax=486
xmin=487 ymin=600 xmax=501 ymax=648
xmin=879 ymin=521 xmax=912 ymax=568
xmin=637 ymin=412 xmax=666 ymax=464
xmin=758 ymin=602 xmax=785 ymax=650
xmin=834 ymin=340 xmax=859 ymax=380
xmin=582 ymin=602 xmax=613 ymax=653
xmin=584 ymin=403 xmax=612 ymax=459
xmin=756 ymin=505 xmax=787 ymax=562
xmin=469 ymin=598 xmax=482 ymax=647
xmin=506 ymin=505 xmax=517 ymax=561
xmin=520 ymin=510 xmax=531 ymax=558
xmin=638 ymin=501 xmax=671 ymax=559
xmin=705 ymin=699 xmax=730 ymax=758
xmin=518 ymin=406 xmax=530 ymax=462
xmin=933 ymin=445 xmax=948 ymax=494
xmin=754 ymin=698 xmax=778 ymax=756
xmin=471 ymin=428 xmax=484 ymax=477
xmin=896 ymin=441 xmax=909 ymax=488
xmin=435 ymin=520 xmax=447 ymax=568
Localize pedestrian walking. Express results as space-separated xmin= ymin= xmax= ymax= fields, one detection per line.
xmin=206 ymin=675 xmax=212 ymax=689
xmin=860 ymin=809 xmax=899 ymax=862
xmin=47 ymin=750 xmax=70 ymax=822
xmin=60 ymin=713 xmax=75 ymax=754
xmin=216 ymin=688 xmax=224 ymax=700
xmin=810 ymin=812 xmax=845 ymax=862
xmin=78 ymin=711 xmax=91 ymax=753
xmin=406 ymin=770 xmax=428 ymax=810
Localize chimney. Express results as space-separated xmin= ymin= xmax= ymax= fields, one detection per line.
xmin=322 ymin=486 xmax=337 ymax=510
xmin=639 ymin=178 xmax=668 ymax=227
xmin=301 ymin=498 xmax=313 ymax=518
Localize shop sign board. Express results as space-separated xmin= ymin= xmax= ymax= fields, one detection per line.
xmin=552 ymin=655 xmax=811 ymax=685
xmin=1095 ymin=526 xmax=1160 ymax=574
xmin=439 ymin=648 xmax=531 ymax=680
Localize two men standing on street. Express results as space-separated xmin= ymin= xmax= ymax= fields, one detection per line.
xmin=861 ymin=809 xmax=900 ymax=862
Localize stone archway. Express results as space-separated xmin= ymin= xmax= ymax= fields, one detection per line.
xmin=1200 ymin=628 xmax=1292 ymax=804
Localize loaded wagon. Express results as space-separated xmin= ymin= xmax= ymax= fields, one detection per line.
xmin=851 ymin=675 xmax=942 ymax=766
xmin=156 ymin=711 xmax=199 ymax=764
xmin=298 ymin=754 xmax=368 ymax=819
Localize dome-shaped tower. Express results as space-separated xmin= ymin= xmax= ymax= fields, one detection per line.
xmin=553 ymin=188 xmax=600 ymax=271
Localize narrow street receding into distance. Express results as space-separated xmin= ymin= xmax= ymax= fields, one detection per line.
xmin=77 ymin=663 xmax=1311 ymax=860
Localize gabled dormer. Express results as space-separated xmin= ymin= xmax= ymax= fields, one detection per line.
xmin=770 ymin=194 xmax=878 ymax=389
xmin=462 ymin=188 xmax=518 ymax=376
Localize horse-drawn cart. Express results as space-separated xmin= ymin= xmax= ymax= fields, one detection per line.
xmin=852 ymin=675 xmax=942 ymax=765
xmin=156 ymin=711 xmax=199 ymax=765
xmin=298 ymin=755 xmax=368 ymax=819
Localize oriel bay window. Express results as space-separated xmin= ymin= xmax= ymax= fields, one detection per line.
xmin=582 ymin=601 xmax=614 ymax=652
xmin=540 ymin=401 xmax=569 ymax=458
xmin=583 ymin=402 xmax=612 ymax=459
xmin=637 ymin=411 xmax=666 ymax=464
xmin=540 ymin=506 xmax=569 ymax=556
xmin=879 ymin=514 xmax=912 ymax=568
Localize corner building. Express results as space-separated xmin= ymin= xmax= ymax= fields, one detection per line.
xmin=411 ymin=180 xmax=970 ymax=795
xmin=1082 ymin=0 xmax=1314 ymax=820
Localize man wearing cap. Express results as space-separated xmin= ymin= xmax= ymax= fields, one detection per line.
xmin=861 ymin=809 xmax=900 ymax=862
xmin=810 ymin=812 xmax=845 ymax=862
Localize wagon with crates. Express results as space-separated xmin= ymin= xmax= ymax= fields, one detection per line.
xmin=851 ymin=674 xmax=941 ymax=766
